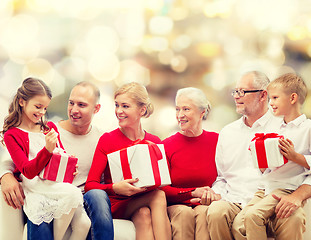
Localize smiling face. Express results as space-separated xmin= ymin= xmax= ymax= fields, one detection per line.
xmin=114 ymin=93 xmax=146 ymax=129
xmin=234 ymin=74 xmax=264 ymax=117
xmin=19 ymin=94 xmax=51 ymax=126
xmin=67 ymin=85 xmax=99 ymax=130
xmin=175 ymin=95 xmax=204 ymax=137
xmin=268 ymin=86 xmax=291 ymax=117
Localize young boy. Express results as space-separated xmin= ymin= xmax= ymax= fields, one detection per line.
xmin=232 ymin=73 xmax=311 ymax=240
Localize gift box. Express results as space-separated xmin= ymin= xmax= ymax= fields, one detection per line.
xmin=108 ymin=141 xmax=171 ymax=188
xmin=39 ymin=148 xmax=78 ymax=183
xmin=249 ymin=133 xmax=288 ymax=168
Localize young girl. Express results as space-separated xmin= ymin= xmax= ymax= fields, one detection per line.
xmin=1 ymin=78 xmax=90 ymax=240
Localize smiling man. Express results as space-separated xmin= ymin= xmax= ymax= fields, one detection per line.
xmin=0 ymin=81 xmax=114 ymax=240
xmin=205 ymin=71 xmax=310 ymax=240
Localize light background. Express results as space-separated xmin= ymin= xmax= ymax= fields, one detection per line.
xmin=0 ymin=0 xmax=311 ymax=140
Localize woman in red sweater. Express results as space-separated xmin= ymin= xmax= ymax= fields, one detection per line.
xmin=85 ymin=82 xmax=171 ymax=240
xmin=161 ymin=87 xmax=219 ymax=240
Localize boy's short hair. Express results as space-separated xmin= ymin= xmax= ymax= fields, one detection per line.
xmin=268 ymin=73 xmax=308 ymax=105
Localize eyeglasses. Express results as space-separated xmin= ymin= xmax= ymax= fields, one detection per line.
xmin=231 ymin=89 xmax=263 ymax=97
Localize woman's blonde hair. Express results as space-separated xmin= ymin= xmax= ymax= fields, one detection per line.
xmin=114 ymin=82 xmax=154 ymax=118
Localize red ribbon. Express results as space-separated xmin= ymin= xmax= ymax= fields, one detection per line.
xmin=251 ymin=133 xmax=287 ymax=168
xmin=119 ymin=139 xmax=163 ymax=187
xmin=251 ymin=133 xmax=283 ymax=142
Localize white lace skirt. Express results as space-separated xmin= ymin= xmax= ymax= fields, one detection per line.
xmin=22 ymin=175 xmax=83 ymax=225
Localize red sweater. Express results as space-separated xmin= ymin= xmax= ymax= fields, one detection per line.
xmin=85 ymin=128 xmax=161 ymax=218
xmin=161 ymin=130 xmax=218 ymax=206
xmin=3 ymin=122 xmax=60 ymax=179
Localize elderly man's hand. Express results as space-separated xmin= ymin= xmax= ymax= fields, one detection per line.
xmin=190 ymin=189 xmax=221 ymax=206
xmin=272 ymin=193 xmax=302 ymax=218
xmin=1 ymin=173 xmax=25 ymax=209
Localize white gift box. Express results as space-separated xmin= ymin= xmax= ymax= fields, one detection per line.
xmin=250 ymin=133 xmax=288 ymax=168
xmin=108 ymin=143 xmax=171 ymax=188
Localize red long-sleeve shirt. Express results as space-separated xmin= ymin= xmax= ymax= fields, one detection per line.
xmin=161 ymin=130 xmax=218 ymax=206
xmin=3 ymin=122 xmax=59 ymax=179
xmin=85 ymin=128 xmax=161 ymax=218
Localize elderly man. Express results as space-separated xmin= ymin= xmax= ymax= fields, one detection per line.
xmin=206 ymin=71 xmax=311 ymax=239
xmin=0 ymin=81 xmax=113 ymax=240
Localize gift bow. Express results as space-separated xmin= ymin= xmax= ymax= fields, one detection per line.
xmin=119 ymin=139 xmax=163 ymax=187
xmin=251 ymin=133 xmax=284 ymax=142
xmin=251 ymin=133 xmax=287 ymax=168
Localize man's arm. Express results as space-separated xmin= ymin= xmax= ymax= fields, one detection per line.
xmin=0 ymin=173 xmax=24 ymax=209
xmin=0 ymin=148 xmax=25 ymax=209
xmin=273 ymin=184 xmax=311 ymax=218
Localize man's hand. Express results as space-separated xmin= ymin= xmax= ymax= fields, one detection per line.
xmin=190 ymin=188 xmax=221 ymax=205
xmin=191 ymin=186 xmax=212 ymax=198
xmin=199 ymin=190 xmax=221 ymax=205
xmin=0 ymin=173 xmax=25 ymax=209
xmin=272 ymin=193 xmax=302 ymax=218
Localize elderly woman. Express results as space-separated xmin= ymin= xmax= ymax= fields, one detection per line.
xmin=161 ymin=87 xmax=218 ymax=240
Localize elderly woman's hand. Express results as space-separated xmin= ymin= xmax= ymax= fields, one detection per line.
xmin=191 ymin=186 xmax=213 ymax=198
xmin=199 ymin=190 xmax=221 ymax=206
xmin=190 ymin=187 xmax=221 ymax=205
xmin=112 ymin=178 xmax=147 ymax=196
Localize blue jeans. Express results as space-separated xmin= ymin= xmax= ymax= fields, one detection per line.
xmin=84 ymin=189 xmax=114 ymax=240
xmin=27 ymin=219 xmax=53 ymax=240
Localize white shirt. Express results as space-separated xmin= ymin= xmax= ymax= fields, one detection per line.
xmin=0 ymin=122 xmax=104 ymax=193
xmin=56 ymin=122 xmax=104 ymax=193
xmin=260 ymin=114 xmax=311 ymax=194
xmin=0 ymin=145 xmax=14 ymax=178
xmin=212 ymin=110 xmax=283 ymax=207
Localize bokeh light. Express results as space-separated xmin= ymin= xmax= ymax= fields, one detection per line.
xmin=0 ymin=0 xmax=310 ymax=138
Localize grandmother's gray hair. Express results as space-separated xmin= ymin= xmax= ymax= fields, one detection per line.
xmin=175 ymin=87 xmax=211 ymax=120
xmin=242 ymin=71 xmax=270 ymax=90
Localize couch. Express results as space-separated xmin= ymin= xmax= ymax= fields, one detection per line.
xmin=1 ymin=185 xmax=311 ymax=240
xmin=0 ymin=186 xmax=136 ymax=240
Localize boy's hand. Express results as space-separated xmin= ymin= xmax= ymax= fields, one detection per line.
xmin=45 ymin=129 xmax=58 ymax=153
xmin=279 ymin=138 xmax=298 ymax=161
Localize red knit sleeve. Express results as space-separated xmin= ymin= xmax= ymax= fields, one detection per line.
xmin=4 ymin=129 xmax=52 ymax=179
xmin=85 ymin=134 xmax=114 ymax=194
xmin=161 ymin=185 xmax=195 ymax=204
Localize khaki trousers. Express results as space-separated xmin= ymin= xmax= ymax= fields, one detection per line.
xmin=206 ymin=200 xmax=242 ymax=240
xmin=232 ymin=189 xmax=306 ymax=240
xmin=167 ymin=204 xmax=210 ymax=240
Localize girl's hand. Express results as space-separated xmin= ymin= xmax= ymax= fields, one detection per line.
xmin=45 ymin=129 xmax=58 ymax=153
xmin=73 ymin=164 xmax=78 ymax=178
xmin=112 ymin=178 xmax=147 ymax=196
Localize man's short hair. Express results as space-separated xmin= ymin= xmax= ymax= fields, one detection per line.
xmin=75 ymin=81 xmax=100 ymax=104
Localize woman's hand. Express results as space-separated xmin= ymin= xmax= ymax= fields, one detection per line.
xmin=191 ymin=186 xmax=212 ymax=198
xmin=199 ymin=190 xmax=221 ymax=206
xmin=45 ymin=129 xmax=58 ymax=153
xmin=112 ymin=178 xmax=147 ymax=196
xmin=190 ymin=187 xmax=221 ymax=205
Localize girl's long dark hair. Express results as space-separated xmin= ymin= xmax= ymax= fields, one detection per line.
xmin=1 ymin=77 xmax=52 ymax=140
